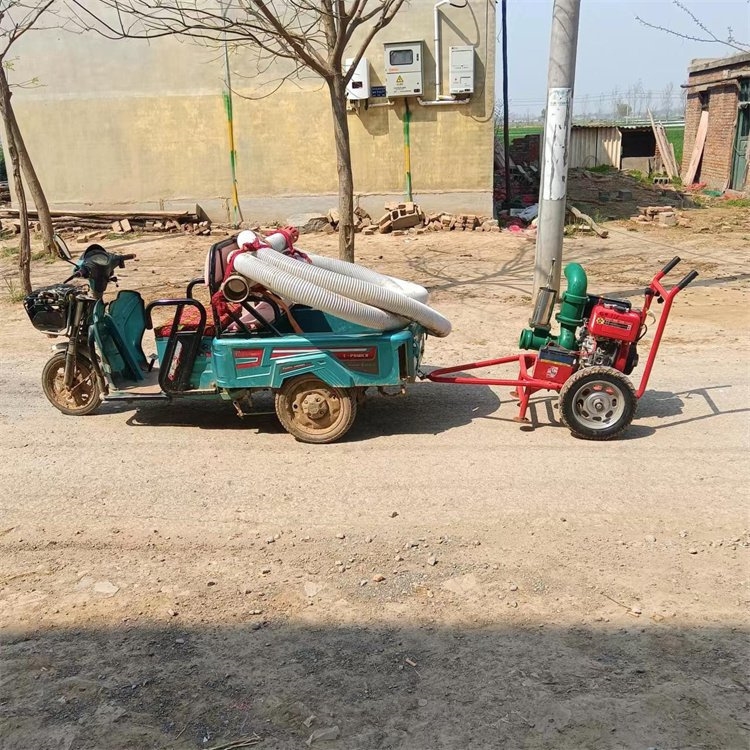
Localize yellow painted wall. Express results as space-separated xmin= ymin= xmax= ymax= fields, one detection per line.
xmin=8 ymin=0 xmax=495 ymax=219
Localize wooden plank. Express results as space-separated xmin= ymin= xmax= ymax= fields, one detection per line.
xmin=658 ymin=123 xmax=679 ymax=176
xmin=648 ymin=110 xmax=675 ymax=178
xmin=568 ymin=204 xmax=609 ymax=238
xmin=684 ymin=110 xmax=709 ymax=185
xmin=0 ymin=208 xmax=193 ymax=220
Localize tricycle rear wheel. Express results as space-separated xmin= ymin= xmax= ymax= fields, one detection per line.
xmin=275 ymin=375 xmax=357 ymax=444
xmin=559 ymin=366 xmax=636 ymax=440
xmin=42 ymin=351 xmax=102 ymax=416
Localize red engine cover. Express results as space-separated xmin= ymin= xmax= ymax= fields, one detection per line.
xmin=587 ymin=303 xmax=641 ymax=343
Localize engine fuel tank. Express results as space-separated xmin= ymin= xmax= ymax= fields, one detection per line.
xmin=587 ymin=303 xmax=641 ymax=343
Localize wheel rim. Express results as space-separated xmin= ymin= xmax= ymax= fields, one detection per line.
xmin=47 ymin=361 xmax=97 ymax=411
xmin=571 ymin=379 xmax=626 ymax=430
xmin=286 ymin=382 xmax=345 ymax=437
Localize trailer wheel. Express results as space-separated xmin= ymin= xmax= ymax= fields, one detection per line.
xmin=559 ymin=366 xmax=637 ymax=440
xmin=42 ymin=352 xmax=102 ymax=416
xmin=275 ymin=375 xmax=357 ymax=444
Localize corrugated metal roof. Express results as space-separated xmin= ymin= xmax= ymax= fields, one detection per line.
xmin=572 ymin=123 xmax=656 ymax=131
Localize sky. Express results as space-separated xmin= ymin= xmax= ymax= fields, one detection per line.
xmin=497 ymin=0 xmax=750 ymax=117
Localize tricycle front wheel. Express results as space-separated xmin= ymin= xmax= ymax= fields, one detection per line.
xmin=275 ymin=375 xmax=357 ymax=444
xmin=42 ymin=352 xmax=102 ymax=416
xmin=559 ymin=366 xmax=636 ymax=440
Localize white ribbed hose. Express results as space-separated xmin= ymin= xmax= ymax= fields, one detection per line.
xmin=233 ymin=230 xmax=450 ymax=336
xmin=232 ymin=252 xmax=409 ymax=332
xmin=256 ymin=248 xmax=451 ymax=337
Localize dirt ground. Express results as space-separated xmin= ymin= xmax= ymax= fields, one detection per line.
xmin=0 ymin=211 xmax=748 ymax=750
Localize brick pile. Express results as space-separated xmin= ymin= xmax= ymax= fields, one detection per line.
xmin=631 ymin=205 xmax=689 ymax=227
xmin=357 ymin=202 xmax=499 ymax=235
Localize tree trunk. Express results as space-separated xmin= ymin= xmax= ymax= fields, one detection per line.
xmin=328 ymin=76 xmax=356 ymax=262
xmin=0 ymin=83 xmax=31 ymax=295
xmin=0 ymin=67 xmax=55 ymax=257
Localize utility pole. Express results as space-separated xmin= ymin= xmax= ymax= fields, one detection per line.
xmin=533 ymin=0 xmax=581 ymax=295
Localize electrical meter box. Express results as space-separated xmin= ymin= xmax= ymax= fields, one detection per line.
xmin=345 ymin=57 xmax=370 ymax=101
xmin=449 ymin=45 xmax=475 ymax=95
xmin=384 ymin=41 xmax=423 ymax=97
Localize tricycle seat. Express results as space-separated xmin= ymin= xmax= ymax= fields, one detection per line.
xmin=154 ymin=306 xmax=218 ymax=338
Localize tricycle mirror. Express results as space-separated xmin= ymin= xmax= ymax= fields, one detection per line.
xmin=53 ymin=234 xmax=73 ymax=262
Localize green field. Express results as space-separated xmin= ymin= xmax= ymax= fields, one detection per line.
xmin=497 ymin=125 xmax=542 ymax=142
xmin=664 ymin=126 xmax=684 ymax=167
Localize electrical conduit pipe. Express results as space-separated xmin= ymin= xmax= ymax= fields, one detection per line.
xmin=434 ymin=0 xmax=451 ymax=100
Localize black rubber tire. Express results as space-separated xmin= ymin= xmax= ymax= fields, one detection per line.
xmin=275 ymin=375 xmax=357 ymax=444
xmin=559 ymin=366 xmax=637 ymax=441
xmin=41 ymin=352 xmax=103 ymax=416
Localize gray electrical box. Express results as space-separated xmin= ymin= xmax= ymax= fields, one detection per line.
xmin=449 ymin=45 xmax=475 ymax=95
xmin=384 ymin=41 xmax=423 ymax=97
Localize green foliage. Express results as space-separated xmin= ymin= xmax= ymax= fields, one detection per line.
xmin=720 ymin=198 xmax=750 ymax=208
xmin=587 ymin=164 xmax=617 ymax=174
xmin=1 ymin=272 xmax=25 ymax=302
xmin=626 ymin=169 xmax=651 ymax=185
xmin=0 ymin=243 xmax=49 ymax=261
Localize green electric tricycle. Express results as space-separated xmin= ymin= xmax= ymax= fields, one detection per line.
xmin=24 ymin=235 xmax=426 ymax=443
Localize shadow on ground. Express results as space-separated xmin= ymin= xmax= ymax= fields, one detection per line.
xmin=116 ymin=380 xmax=747 ymax=444
xmin=122 ymin=382 xmax=504 ymax=441
xmin=1 ymin=621 xmax=748 ymax=749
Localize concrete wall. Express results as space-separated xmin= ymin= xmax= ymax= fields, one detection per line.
xmin=6 ymin=0 xmax=495 ymax=222
xmin=682 ymin=53 xmax=750 ymax=190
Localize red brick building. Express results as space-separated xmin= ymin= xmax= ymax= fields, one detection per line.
xmin=682 ymin=53 xmax=750 ymax=191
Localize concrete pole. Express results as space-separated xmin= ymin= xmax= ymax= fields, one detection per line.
xmin=533 ymin=0 xmax=581 ymax=295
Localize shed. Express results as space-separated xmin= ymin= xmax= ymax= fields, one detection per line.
xmin=569 ymin=125 xmax=657 ymax=172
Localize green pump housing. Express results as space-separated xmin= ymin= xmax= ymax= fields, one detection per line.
xmin=519 ymin=263 xmax=588 ymax=351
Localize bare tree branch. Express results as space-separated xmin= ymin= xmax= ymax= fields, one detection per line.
xmin=70 ymin=0 xmax=408 ymax=260
xmin=635 ymin=0 xmax=749 ymax=53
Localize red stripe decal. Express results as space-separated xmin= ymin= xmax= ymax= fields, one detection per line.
xmin=270 ymin=347 xmax=377 ymax=361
